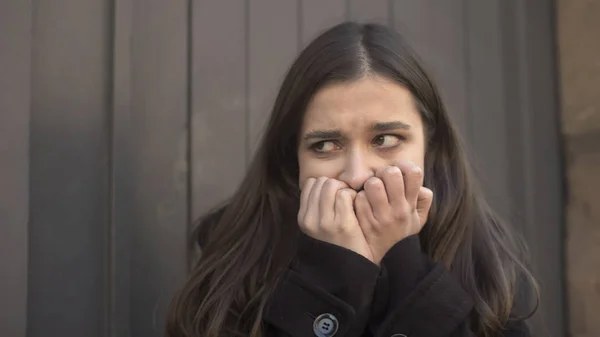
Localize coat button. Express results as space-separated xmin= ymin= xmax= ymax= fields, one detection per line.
xmin=313 ymin=313 xmax=339 ymax=337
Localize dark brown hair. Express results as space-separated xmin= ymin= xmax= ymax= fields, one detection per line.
xmin=166 ymin=22 xmax=538 ymax=337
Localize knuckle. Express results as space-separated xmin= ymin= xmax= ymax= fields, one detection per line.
xmin=303 ymin=213 xmax=316 ymax=227
xmin=336 ymin=225 xmax=351 ymax=236
xmin=385 ymin=166 xmax=401 ymax=177
xmin=393 ymin=206 xmax=410 ymax=221
xmin=365 ymin=178 xmax=381 ymax=192
xmin=407 ymin=165 xmax=423 ymax=179
xmin=322 ymin=178 xmax=338 ymax=192
xmin=336 ymin=188 xmax=348 ymax=199
xmin=368 ymin=176 xmax=382 ymax=186
xmin=302 ymin=177 xmax=316 ymax=190
xmin=330 ymin=218 xmax=344 ymax=230
xmin=317 ymin=221 xmax=334 ymax=234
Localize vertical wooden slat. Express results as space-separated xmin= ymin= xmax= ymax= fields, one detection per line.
xmin=128 ymin=1 xmax=189 ymax=336
xmin=464 ymin=0 xmax=511 ymax=219
xmin=191 ymin=0 xmax=247 ymax=220
xmin=301 ymin=0 xmax=346 ymax=46
xmin=28 ymin=0 xmax=111 ymax=336
xmin=502 ymin=0 xmax=565 ymax=335
xmin=109 ymin=0 xmax=133 ymax=336
xmin=520 ymin=6 xmax=565 ymax=327
xmin=501 ymin=0 xmax=541 ymax=333
xmin=466 ymin=3 xmax=565 ymax=334
xmin=0 ymin=1 xmax=32 ymax=336
xmin=391 ymin=0 xmax=468 ymax=133
xmin=348 ymin=0 xmax=389 ymax=24
xmin=248 ymin=0 xmax=299 ymax=154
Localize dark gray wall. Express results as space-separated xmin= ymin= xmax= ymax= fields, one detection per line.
xmin=0 ymin=1 xmax=31 ymax=337
xmin=0 ymin=0 xmax=564 ymax=336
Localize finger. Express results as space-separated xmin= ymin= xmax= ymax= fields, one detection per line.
xmin=395 ymin=160 xmax=423 ymax=209
xmin=306 ymin=177 xmax=328 ymax=223
xmin=334 ymin=188 xmax=357 ymax=228
xmin=376 ymin=166 xmax=405 ymax=209
xmin=355 ymin=190 xmax=376 ymax=231
xmin=364 ymin=177 xmax=391 ymax=221
xmin=417 ymin=187 xmax=434 ymax=225
xmin=320 ymin=179 xmax=346 ymax=225
xmin=299 ymin=178 xmax=316 ymax=222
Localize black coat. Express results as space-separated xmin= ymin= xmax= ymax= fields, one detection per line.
xmin=262 ymin=233 xmax=531 ymax=337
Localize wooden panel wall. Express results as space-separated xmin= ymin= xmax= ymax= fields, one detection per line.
xmin=27 ymin=1 xmax=111 ymax=336
xmin=0 ymin=1 xmax=564 ymax=336
xmin=392 ymin=0 xmax=469 ymax=133
xmin=127 ymin=1 xmax=190 ymax=337
xmin=191 ymin=1 xmax=247 ymax=219
xmin=0 ymin=1 xmax=31 ymax=336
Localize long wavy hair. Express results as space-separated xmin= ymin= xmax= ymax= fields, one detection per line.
xmin=166 ymin=22 xmax=538 ymax=337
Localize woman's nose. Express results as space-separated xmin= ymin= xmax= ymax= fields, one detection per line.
xmin=337 ymin=152 xmax=375 ymax=191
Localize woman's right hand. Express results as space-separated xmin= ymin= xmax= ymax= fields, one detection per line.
xmin=298 ymin=177 xmax=375 ymax=263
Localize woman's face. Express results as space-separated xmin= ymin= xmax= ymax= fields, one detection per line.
xmin=297 ymin=75 xmax=426 ymax=190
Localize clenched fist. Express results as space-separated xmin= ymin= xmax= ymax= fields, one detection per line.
xmin=355 ymin=160 xmax=433 ymax=265
xmin=298 ymin=177 xmax=374 ymax=263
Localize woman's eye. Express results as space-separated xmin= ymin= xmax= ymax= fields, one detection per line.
xmin=311 ymin=141 xmax=339 ymax=153
xmin=373 ymin=134 xmax=402 ymax=148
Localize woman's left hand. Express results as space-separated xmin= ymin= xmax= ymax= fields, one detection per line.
xmin=354 ymin=160 xmax=434 ymax=265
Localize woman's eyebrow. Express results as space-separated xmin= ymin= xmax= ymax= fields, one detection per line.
xmin=302 ymin=121 xmax=410 ymax=140
xmin=371 ymin=121 xmax=411 ymax=131
xmin=303 ymin=129 xmax=341 ymax=141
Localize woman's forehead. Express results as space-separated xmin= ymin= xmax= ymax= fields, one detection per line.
xmin=301 ymin=76 xmax=421 ymax=133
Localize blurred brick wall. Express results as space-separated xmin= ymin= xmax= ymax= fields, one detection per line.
xmin=557 ymin=0 xmax=600 ymax=336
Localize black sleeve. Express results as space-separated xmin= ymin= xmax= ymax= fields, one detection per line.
xmin=368 ymin=235 xmax=475 ymax=337
xmin=264 ymin=232 xmax=381 ymax=337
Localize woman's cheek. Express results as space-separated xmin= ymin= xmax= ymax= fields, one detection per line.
xmin=298 ymin=157 xmax=341 ymax=187
xmin=388 ymin=149 xmax=425 ymax=170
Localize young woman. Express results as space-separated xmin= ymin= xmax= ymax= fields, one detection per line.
xmin=166 ymin=22 xmax=537 ymax=337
